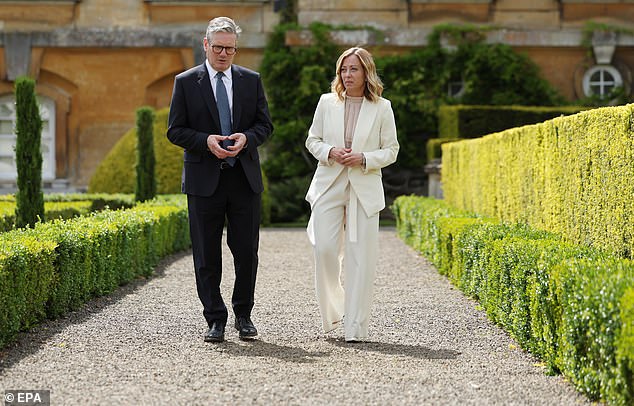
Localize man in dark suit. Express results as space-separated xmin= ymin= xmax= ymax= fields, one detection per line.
xmin=167 ymin=16 xmax=273 ymax=343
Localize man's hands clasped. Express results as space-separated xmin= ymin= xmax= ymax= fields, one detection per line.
xmin=207 ymin=133 xmax=248 ymax=160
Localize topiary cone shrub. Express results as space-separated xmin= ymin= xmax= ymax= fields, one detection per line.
xmin=135 ymin=106 xmax=157 ymax=202
xmin=14 ymin=76 xmax=44 ymax=228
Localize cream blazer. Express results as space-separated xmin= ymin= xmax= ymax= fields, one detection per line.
xmin=305 ymin=92 xmax=399 ymax=218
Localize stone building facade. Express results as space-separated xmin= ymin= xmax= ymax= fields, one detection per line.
xmin=0 ymin=0 xmax=632 ymax=191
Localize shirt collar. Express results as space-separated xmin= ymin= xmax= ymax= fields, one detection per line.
xmin=205 ymin=60 xmax=232 ymax=81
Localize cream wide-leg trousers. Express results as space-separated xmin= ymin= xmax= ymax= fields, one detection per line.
xmin=307 ymin=170 xmax=379 ymax=341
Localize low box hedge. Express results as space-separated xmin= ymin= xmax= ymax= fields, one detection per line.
xmin=0 ymin=201 xmax=93 ymax=232
xmin=0 ymin=237 xmax=57 ymax=340
xmin=393 ymin=195 xmax=634 ymax=404
xmin=0 ymin=193 xmax=136 ymax=232
xmin=0 ymin=197 xmax=190 ymax=348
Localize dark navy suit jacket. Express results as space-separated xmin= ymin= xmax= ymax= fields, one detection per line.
xmin=167 ymin=63 xmax=273 ymax=196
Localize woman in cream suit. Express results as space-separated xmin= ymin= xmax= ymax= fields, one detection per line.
xmin=305 ymin=47 xmax=399 ymax=342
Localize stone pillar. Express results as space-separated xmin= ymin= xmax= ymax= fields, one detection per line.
xmin=424 ymin=159 xmax=443 ymax=199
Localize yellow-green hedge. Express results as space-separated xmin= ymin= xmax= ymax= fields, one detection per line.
xmin=0 ymin=237 xmax=57 ymax=338
xmin=88 ymin=108 xmax=183 ymax=194
xmin=0 ymin=194 xmax=136 ymax=232
xmin=0 ymin=196 xmax=190 ymax=348
xmin=425 ymin=137 xmax=461 ymax=161
xmin=393 ymin=195 xmax=634 ymax=404
xmin=438 ymin=104 xmax=588 ymax=139
xmin=442 ymin=104 xmax=634 ymax=258
xmin=0 ymin=201 xmax=93 ymax=232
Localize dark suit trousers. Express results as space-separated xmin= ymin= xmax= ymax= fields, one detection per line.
xmin=187 ymin=160 xmax=261 ymax=327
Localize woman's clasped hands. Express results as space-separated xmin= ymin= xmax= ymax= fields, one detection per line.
xmin=329 ymin=147 xmax=363 ymax=167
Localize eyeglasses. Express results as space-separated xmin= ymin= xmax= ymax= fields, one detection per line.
xmin=210 ymin=45 xmax=237 ymax=55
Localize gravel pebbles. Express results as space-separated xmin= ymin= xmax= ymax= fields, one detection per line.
xmin=0 ymin=228 xmax=594 ymax=405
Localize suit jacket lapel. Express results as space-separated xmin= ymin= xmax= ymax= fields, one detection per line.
xmin=196 ymin=64 xmax=222 ymax=131
xmin=331 ymin=97 xmax=345 ymax=147
xmin=351 ymin=99 xmax=378 ymax=150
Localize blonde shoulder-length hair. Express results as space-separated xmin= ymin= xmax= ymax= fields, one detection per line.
xmin=331 ymin=47 xmax=383 ymax=102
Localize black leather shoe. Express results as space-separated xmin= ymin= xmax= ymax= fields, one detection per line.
xmin=234 ymin=317 xmax=258 ymax=339
xmin=204 ymin=321 xmax=225 ymax=343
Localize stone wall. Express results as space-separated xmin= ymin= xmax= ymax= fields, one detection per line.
xmin=0 ymin=0 xmax=278 ymax=188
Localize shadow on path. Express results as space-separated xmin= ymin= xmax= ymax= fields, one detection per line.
xmin=326 ymin=338 xmax=460 ymax=360
xmin=207 ymin=339 xmax=331 ymax=364
xmin=0 ymin=251 xmax=191 ymax=373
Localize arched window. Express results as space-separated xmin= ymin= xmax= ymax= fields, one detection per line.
xmin=582 ymin=65 xmax=623 ymax=98
xmin=0 ymin=95 xmax=56 ymax=182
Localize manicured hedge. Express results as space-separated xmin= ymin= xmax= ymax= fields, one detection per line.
xmin=442 ymin=104 xmax=634 ymax=258
xmin=618 ymin=288 xmax=634 ymax=404
xmin=0 ymin=196 xmax=190 ymax=348
xmin=0 ymin=201 xmax=92 ymax=232
xmin=393 ymin=195 xmax=634 ymax=404
xmin=0 ymin=194 xmax=135 ymax=232
xmin=437 ymin=104 xmax=587 ymax=139
xmin=0 ymin=237 xmax=57 ymax=340
xmin=553 ymin=258 xmax=634 ymax=404
xmin=427 ymin=105 xmax=586 ymax=161
xmin=425 ymin=137 xmax=461 ymax=162
xmin=43 ymin=193 xmax=135 ymax=211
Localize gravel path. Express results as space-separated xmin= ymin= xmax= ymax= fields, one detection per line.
xmin=0 ymin=228 xmax=593 ymax=405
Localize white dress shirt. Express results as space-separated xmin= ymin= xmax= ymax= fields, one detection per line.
xmin=205 ymin=60 xmax=233 ymax=111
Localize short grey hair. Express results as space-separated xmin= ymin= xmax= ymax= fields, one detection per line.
xmin=205 ymin=17 xmax=242 ymax=40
